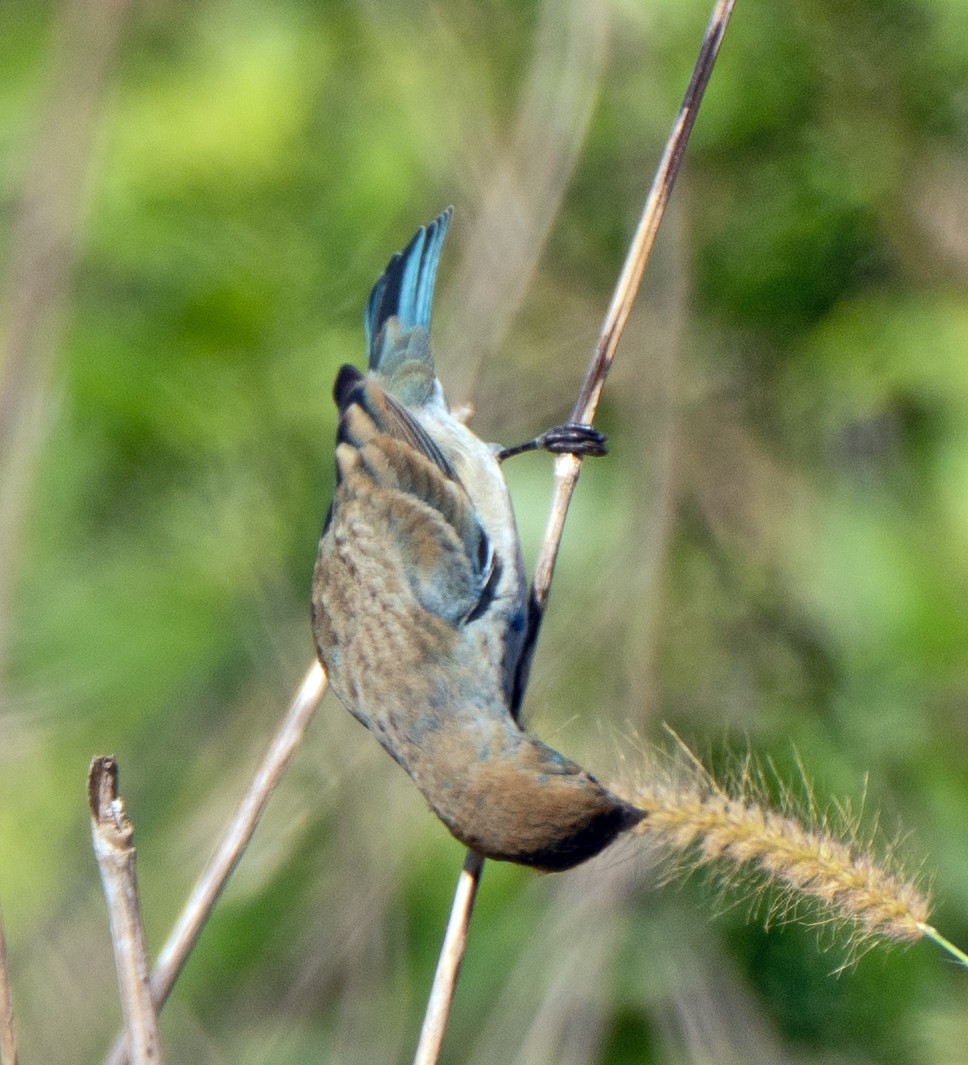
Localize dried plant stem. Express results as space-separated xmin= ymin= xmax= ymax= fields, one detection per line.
xmin=0 ymin=907 xmax=18 ymax=1065
xmin=414 ymin=2 xmax=737 ymax=1062
xmin=520 ymin=0 xmax=736 ymax=698
xmin=89 ymin=758 xmax=166 ymax=1065
xmin=569 ymin=0 xmax=736 ymax=427
xmin=103 ymin=661 xmax=327 ymax=1065
xmin=537 ymin=0 xmax=735 ymax=599
xmin=412 ymin=851 xmax=485 ymax=1065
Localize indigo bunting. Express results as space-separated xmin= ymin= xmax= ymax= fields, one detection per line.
xmin=311 ymin=210 xmax=644 ymax=871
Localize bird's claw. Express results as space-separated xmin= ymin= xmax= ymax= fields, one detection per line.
xmin=538 ymin=422 xmax=608 ymax=458
xmin=497 ymin=422 xmax=608 ymax=462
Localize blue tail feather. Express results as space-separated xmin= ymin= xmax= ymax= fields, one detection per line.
xmin=365 ymin=208 xmax=453 ymax=369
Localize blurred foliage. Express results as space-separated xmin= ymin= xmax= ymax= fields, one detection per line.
xmin=1 ymin=0 xmax=968 ymax=1061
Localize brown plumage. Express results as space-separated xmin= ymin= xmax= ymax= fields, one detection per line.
xmin=311 ymin=212 xmax=644 ymax=871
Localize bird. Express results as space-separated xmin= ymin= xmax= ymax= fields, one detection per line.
xmin=311 ymin=209 xmax=644 ymax=871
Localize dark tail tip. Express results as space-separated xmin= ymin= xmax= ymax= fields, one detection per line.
xmin=525 ymin=798 xmax=646 ymax=872
xmin=364 ymin=208 xmax=453 ymax=370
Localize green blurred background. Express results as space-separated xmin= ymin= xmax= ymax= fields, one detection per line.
xmin=2 ymin=0 xmax=968 ymax=1061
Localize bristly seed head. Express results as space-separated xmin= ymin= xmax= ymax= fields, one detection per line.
xmin=614 ymin=738 xmax=931 ymax=958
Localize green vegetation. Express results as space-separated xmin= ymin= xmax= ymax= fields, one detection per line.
xmin=2 ymin=0 xmax=967 ymax=1061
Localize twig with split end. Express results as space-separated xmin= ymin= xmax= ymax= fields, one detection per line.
xmin=103 ymin=661 xmax=328 ymax=1065
xmin=414 ymin=3 xmax=737 ymax=1063
xmin=89 ymin=757 xmax=165 ymax=1065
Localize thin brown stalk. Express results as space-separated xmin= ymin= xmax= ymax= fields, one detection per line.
xmin=0 ymin=907 xmax=18 ymax=1065
xmin=412 ymin=851 xmax=485 ymax=1065
xmin=89 ymin=757 xmax=166 ymax=1065
xmin=103 ymin=661 xmax=327 ymax=1065
xmin=537 ymin=0 xmax=736 ymax=602
xmin=414 ymin=2 xmax=737 ymax=1062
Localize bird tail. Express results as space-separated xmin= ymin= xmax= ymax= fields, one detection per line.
xmin=365 ymin=208 xmax=453 ymax=372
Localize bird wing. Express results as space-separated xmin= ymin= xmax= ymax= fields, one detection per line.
xmin=327 ymin=363 xmax=498 ymax=627
xmin=333 ymin=363 xmax=456 ymax=481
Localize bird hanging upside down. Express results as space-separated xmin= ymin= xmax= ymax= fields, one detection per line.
xmin=311 ymin=209 xmax=644 ymax=871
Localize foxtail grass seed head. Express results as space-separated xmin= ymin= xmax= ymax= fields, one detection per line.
xmin=617 ymin=742 xmax=931 ymax=954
